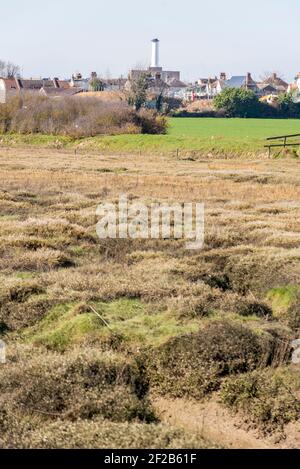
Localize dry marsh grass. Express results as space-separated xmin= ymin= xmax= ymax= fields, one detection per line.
xmin=0 ymin=147 xmax=300 ymax=447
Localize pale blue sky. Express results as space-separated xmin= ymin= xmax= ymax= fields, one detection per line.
xmin=1 ymin=0 xmax=299 ymax=82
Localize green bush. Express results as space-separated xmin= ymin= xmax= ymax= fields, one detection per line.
xmin=214 ymin=89 xmax=262 ymax=118
xmin=277 ymin=93 xmax=300 ymax=118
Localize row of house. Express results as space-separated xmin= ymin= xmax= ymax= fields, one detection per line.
xmin=2 ymin=39 xmax=300 ymax=105
xmin=127 ymin=40 xmax=300 ymax=102
xmin=1 ymin=68 xmax=300 ymax=106
xmin=183 ymin=72 xmax=290 ymax=102
xmin=0 ymin=77 xmax=78 ymax=103
xmin=0 ymin=73 xmax=128 ymax=104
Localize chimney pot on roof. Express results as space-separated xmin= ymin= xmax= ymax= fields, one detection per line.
xmin=246 ymin=73 xmax=252 ymax=87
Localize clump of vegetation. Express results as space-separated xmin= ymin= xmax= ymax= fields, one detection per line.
xmin=0 ymin=278 xmax=50 ymax=330
xmin=267 ymin=286 xmax=300 ymax=330
xmin=0 ymin=346 xmax=154 ymax=423
xmin=0 ymin=248 xmax=74 ymax=272
xmin=220 ymin=368 xmax=300 ymax=433
xmin=0 ymin=414 xmax=215 ymax=449
xmin=135 ymin=108 xmax=167 ymax=135
xmin=21 ymin=299 xmax=200 ymax=352
xmin=224 ymin=251 xmax=290 ymax=295
xmin=277 ymin=92 xmax=300 ymax=118
xmin=143 ymin=320 xmax=290 ymax=399
xmin=214 ymin=88 xmax=300 ymax=119
xmin=0 ymin=278 xmax=44 ymax=304
xmin=237 ymin=301 xmax=273 ymax=319
xmin=0 ymin=95 xmax=167 ymax=137
xmin=214 ymin=89 xmax=263 ymax=118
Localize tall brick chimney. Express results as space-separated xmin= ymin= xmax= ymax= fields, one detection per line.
xmin=246 ymin=73 xmax=252 ymax=88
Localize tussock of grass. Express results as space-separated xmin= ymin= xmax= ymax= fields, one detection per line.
xmin=0 ymin=248 xmax=74 ymax=272
xmin=0 ymin=293 xmax=52 ymax=330
xmin=220 ymin=367 xmax=300 ymax=433
xmin=0 ymin=278 xmax=44 ymax=303
xmin=0 ymin=416 xmax=216 ymax=449
xmin=267 ymin=286 xmax=300 ymax=329
xmin=267 ymin=286 xmax=300 ymax=314
xmin=23 ymin=299 xmax=200 ymax=352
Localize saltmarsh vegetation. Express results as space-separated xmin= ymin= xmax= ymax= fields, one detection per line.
xmin=0 ymin=150 xmax=300 ymax=448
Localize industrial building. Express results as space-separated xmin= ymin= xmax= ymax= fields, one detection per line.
xmin=129 ymin=39 xmax=186 ymax=98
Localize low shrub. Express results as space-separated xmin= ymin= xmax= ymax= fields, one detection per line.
xmin=143 ymin=320 xmax=290 ymax=399
xmin=135 ymin=109 xmax=168 ymax=134
xmin=0 ymin=278 xmax=50 ymax=330
xmin=237 ymin=301 xmax=273 ymax=319
xmin=0 ymin=294 xmax=52 ymax=330
xmin=0 ymin=347 xmax=154 ymax=423
xmin=0 ymin=248 xmax=74 ymax=271
xmin=0 ymin=278 xmax=44 ymax=304
xmin=167 ymin=282 xmax=225 ymax=318
xmin=172 ymin=110 xmax=225 ymax=118
xmin=0 ymin=95 xmax=167 ymax=137
xmin=220 ymin=368 xmax=300 ymax=432
xmin=224 ymin=252 xmax=291 ymax=295
xmin=0 ymin=414 xmax=214 ymax=449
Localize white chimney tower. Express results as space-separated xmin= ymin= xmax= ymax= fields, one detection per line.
xmin=151 ymin=38 xmax=159 ymax=68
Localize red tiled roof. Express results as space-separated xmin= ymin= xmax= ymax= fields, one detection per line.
xmin=264 ymin=75 xmax=288 ymax=89
xmin=289 ymin=83 xmax=298 ymax=90
xmin=2 ymin=78 xmax=18 ymax=90
xmin=57 ymin=80 xmax=71 ymax=89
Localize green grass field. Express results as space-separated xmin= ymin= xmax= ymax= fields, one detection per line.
xmin=170 ymin=118 xmax=300 ymax=139
xmin=1 ymin=117 xmax=300 ymax=157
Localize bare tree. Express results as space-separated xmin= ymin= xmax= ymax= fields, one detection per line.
xmin=6 ymin=61 xmax=20 ymax=78
xmin=259 ymin=71 xmax=286 ymax=83
xmin=0 ymin=60 xmax=20 ymax=78
xmin=0 ymin=60 xmax=6 ymax=77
